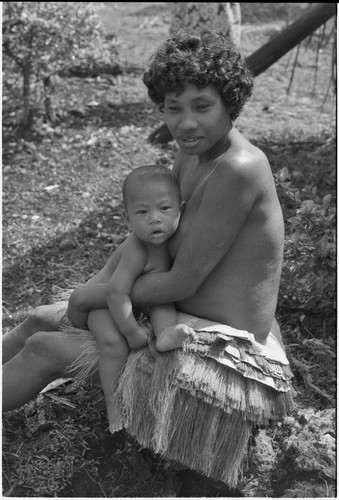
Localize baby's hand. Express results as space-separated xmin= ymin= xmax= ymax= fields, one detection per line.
xmin=156 ymin=324 xmax=198 ymax=352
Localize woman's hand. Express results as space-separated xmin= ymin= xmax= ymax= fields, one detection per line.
xmin=67 ymin=285 xmax=89 ymax=329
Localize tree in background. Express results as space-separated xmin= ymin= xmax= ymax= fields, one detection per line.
xmin=169 ymin=3 xmax=241 ymax=47
xmin=2 ymin=2 xmax=119 ymax=129
xmin=150 ymin=2 xmax=336 ymax=143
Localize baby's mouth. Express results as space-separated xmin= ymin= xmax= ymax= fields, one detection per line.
xmin=152 ymin=229 xmax=164 ymax=235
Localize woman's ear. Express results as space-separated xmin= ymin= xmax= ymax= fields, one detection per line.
xmin=180 ymin=200 xmax=187 ymax=212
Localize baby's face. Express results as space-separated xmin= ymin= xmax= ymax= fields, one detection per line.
xmin=126 ymin=180 xmax=181 ymax=245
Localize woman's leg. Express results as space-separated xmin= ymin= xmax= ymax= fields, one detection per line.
xmin=271 ymin=317 xmax=285 ymax=349
xmin=88 ymin=309 xmax=129 ymax=433
xmin=3 ymin=328 xmax=89 ymax=411
xmin=2 ymin=303 xmax=67 ymax=364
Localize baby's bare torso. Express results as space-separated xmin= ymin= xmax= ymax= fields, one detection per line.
xmin=170 ymin=129 xmax=284 ymax=338
xmin=113 ymin=234 xmax=171 ymax=275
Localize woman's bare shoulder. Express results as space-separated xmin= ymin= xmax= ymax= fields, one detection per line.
xmin=217 ymin=138 xmax=271 ymax=184
xmin=226 ymin=130 xmax=270 ymax=172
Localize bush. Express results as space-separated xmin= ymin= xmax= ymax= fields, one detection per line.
xmin=276 ymin=165 xmax=336 ymax=333
xmin=2 ymin=2 xmax=119 ymax=129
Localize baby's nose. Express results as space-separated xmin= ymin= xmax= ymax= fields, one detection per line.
xmin=150 ymin=211 xmax=161 ymax=223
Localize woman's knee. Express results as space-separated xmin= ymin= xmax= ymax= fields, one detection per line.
xmin=29 ymin=303 xmax=67 ymax=332
xmin=22 ymin=331 xmax=67 ymax=375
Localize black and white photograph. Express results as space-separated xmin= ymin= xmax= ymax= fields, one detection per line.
xmin=2 ymin=3 xmax=336 ymax=497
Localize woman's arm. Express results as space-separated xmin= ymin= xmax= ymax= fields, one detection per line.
xmin=130 ymin=156 xmax=260 ymax=308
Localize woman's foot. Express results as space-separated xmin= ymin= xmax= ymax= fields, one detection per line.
xmin=156 ymin=324 xmax=197 ymax=352
xmin=109 ymin=421 xmax=125 ymax=434
xmin=108 ymin=404 xmax=125 ymax=434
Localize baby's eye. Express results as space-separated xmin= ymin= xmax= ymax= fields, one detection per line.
xmin=161 ymin=206 xmax=170 ymax=212
xmin=137 ymin=209 xmax=147 ymax=215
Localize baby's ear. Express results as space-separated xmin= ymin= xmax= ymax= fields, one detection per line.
xmin=122 ymin=208 xmax=130 ymax=225
xmin=180 ymin=200 xmax=187 ymax=212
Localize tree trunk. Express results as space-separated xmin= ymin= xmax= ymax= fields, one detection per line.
xmin=22 ymin=60 xmax=33 ymax=130
xmin=149 ymin=2 xmax=336 ymax=144
xmin=43 ymin=76 xmax=57 ymax=124
xmin=170 ymin=3 xmax=241 ymax=48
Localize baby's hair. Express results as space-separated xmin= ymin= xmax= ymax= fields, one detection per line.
xmin=122 ymin=165 xmax=182 ymax=209
xmin=143 ymin=29 xmax=253 ymax=120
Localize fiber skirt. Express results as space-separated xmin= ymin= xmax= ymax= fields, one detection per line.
xmin=60 ymin=307 xmax=294 ymax=488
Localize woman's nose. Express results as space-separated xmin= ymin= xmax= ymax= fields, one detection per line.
xmin=178 ymin=111 xmax=198 ymax=131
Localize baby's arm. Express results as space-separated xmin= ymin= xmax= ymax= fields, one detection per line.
xmin=106 ymin=237 xmax=149 ymax=349
xmin=67 ymin=246 xmax=122 ymax=328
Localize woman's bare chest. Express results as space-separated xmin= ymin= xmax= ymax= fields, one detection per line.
xmin=169 ymin=172 xmax=208 ymax=257
xmin=180 ymin=164 xmax=210 ymax=202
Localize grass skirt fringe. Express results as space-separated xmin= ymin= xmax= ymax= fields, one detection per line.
xmin=54 ymin=292 xmax=294 ymax=487
xmin=62 ymin=319 xmax=294 ymax=488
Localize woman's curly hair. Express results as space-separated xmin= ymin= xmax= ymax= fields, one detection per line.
xmin=143 ymin=29 xmax=254 ymax=121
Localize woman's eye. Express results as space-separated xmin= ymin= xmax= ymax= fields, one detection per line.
xmin=197 ymin=104 xmax=209 ymax=111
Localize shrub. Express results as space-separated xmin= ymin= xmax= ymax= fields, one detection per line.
xmin=276 ymin=166 xmax=336 ymax=333
xmin=2 ymin=2 xmax=119 ymax=129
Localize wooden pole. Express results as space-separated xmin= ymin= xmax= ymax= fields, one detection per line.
xmin=246 ymin=3 xmax=337 ymax=77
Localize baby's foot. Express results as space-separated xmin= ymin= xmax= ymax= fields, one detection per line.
xmin=156 ymin=324 xmax=198 ymax=352
xmin=125 ymin=325 xmax=148 ymax=349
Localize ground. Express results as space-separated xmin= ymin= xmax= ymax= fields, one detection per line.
xmin=2 ymin=3 xmax=336 ymax=497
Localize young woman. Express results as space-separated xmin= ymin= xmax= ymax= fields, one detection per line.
xmin=3 ymin=29 xmax=293 ymax=490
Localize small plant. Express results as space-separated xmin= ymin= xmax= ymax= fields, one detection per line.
xmin=276 ymin=166 xmax=336 ymax=330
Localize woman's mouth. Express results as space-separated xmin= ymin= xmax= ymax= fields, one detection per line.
xmin=179 ymin=136 xmax=202 ymax=147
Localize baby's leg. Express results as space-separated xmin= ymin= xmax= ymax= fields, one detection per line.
xmin=123 ymin=325 xmax=149 ymax=350
xmin=88 ymin=309 xmax=129 ymax=433
xmin=150 ymin=305 xmax=198 ymax=352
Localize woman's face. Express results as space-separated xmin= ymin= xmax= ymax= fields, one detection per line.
xmin=163 ymin=82 xmax=232 ymax=161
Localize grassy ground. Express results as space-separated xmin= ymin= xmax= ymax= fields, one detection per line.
xmin=2 ymin=3 xmax=336 ymax=497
